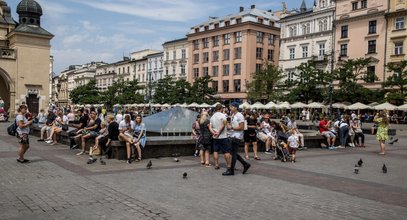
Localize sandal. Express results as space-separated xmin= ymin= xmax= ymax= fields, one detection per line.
xmin=254 ymin=156 xmax=261 ymax=160
xmin=205 ymin=164 xmax=211 ymax=168
xmin=201 ymin=162 xmax=205 ymax=166
xmin=135 ymin=158 xmax=141 ymax=162
xmin=214 ymin=165 xmax=220 ymax=170
xmin=245 ymin=156 xmax=250 ymax=160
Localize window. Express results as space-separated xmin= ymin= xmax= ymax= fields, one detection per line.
xmin=166 ymin=52 xmax=169 ymax=61
xmin=289 ymin=48 xmax=295 ymax=59
xmin=214 ymin=23 xmax=219 ymax=29
xmin=223 ymin=49 xmax=230 ymax=60
xmin=213 ymin=51 xmax=219 ymax=62
xmin=302 ymin=23 xmax=310 ymax=35
xmin=213 ymin=36 xmax=219 ymax=46
xmin=287 ymin=72 xmax=294 ymax=83
xmin=165 ymin=67 xmax=169 ymax=75
xmin=212 ymin=81 xmax=218 ymax=92
xmin=234 ymin=64 xmax=241 ymax=75
xmin=181 ymin=65 xmax=186 ymax=75
xmin=223 ymin=80 xmax=229 ymax=92
xmin=236 ymin=18 xmax=242 ymax=24
xmin=256 ymin=64 xmax=263 ymax=72
xmin=193 ymin=68 xmax=199 ymax=78
xmin=193 ymin=40 xmax=199 ymax=50
xmin=212 ymin=66 xmax=219 ymax=77
xmin=256 ymin=32 xmax=264 ymax=43
xmin=224 ymin=34 xmax=231 ymax=45
xmin=341 ymin=25 xmax=348 ymax=38
xmin=366 ymin=66 xmax=376 ymax=83
xmin=268 ymin=49 xmax=274 ymax=61
xmin=302 ymin=46 xmax=308 ymax=58
xmin=368 ymin=40 xmax=376 ymax=54
xmin=396 ymin=17 xmax=405 ymax=30
xmin=223 ymin=65 xmax=230 ymax=76
xmin=258 ymin=18 xmax=263 ymax=24
xmin=352 ymin=2 xmax=358 ymax=10
xmin=181 ymin=49 xmax=186 ymax=59
xmin=203 ymin=38 xmax=209 ymax=48
xmin=235 ymin=31 xmax=242 ymax=43
xmin=289 ymin=26 xmax=297 ymax=37
xmin=395 ymin=42 xmax=403 ymax=55
xmin=173 ymin=51 xmax=177 ymax=59
xmin=225 ymin=21 xmax=230 ymax=26
xmin=361 ymin=0 xmax=367 ymax=8
xmin=194 ymin=54 xmax=199 ymax=63
xmin=203 ymin=52 xmax=209 ymax=63
xmin=319 ymin=44 xmax=325 ymax=56
xmin=172 ymin=66 xmax=176 ymax=75
xmin=269 ymin=34 xmax=274 ymax=45
xmin=340 ymin=44 xmax=348 ymax=56
xmin=323 ymin=20 xmax=328 ymax=31
xmin=369 ymin=20 xmax=377 ymax=34
xmin=256 ymin=48 xmax=263 ymax=59
xmin=234 ymin=47 xmax=242 ymax=59
xmin=234 ymin=80 xmax=241 ymax=92
xmin=203 ymin=67 xmax=209 ymax=76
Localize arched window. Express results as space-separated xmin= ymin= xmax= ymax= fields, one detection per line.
xmin=323 ymin=20 xmax=328 ymax=31
xmin=319 ymin=20 xmax=323 ymax=31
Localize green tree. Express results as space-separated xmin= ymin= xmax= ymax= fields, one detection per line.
xmin=247 ymin=62 xmax=285 ymax=102
xmin=190 ymin=75 xmax=217 ymax=104
xmin=117 ymin=79 xmax=144 ymax=104
xmin=383 ymin=60 xmax=407 ymax=95
xmin=287 ymin=60 xmax=329 ymax=104
xmin=70 ymin=80 xmax=100 ymax=104
xmin=170 ymin=79 xmax=192 ymax=104
xmin=152 ymin=76 xmax=176 ymax=104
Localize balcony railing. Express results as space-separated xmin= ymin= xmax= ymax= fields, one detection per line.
xmin=0 ymin=48 xmax=16 ymax=60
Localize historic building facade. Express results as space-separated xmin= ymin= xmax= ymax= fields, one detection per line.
xmin=334 ymin=0 xmax=388 ymax=88
xmin=385 ymin=0 xmax=407 ymax=74
xmin=146 ymin=52 xmax=164 ymax=101
xmin=163 ymin=38 xmax=188 ymax=81
xmin=279 ymin=0 xmax=336 ymax=82
xmin=95 ymin=63 xmax=116 ymax=92
xmin=0 ymin=0 xmax=53 ymax=115
xmin=187 ymin=5 xmax=280 ymax=102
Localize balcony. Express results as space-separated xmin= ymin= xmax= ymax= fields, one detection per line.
xmin=0 ymin=48 xmax=16 ymax=60
xmin=312 ymin=55 xmax=327 ymax=63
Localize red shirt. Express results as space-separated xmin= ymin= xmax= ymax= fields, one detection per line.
xmin=319 ymin=120 xmax=329 ymax=133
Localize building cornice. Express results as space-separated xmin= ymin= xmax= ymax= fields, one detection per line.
xmin=385 ymin=9 xmax=407 ymax=17
xmin=281 ymin=30 xmax=333 ymax=41
xmin=280 ymin=7 xmax=335 ymax=22
xmin=335 ymin=10 xmax=386 ymax=24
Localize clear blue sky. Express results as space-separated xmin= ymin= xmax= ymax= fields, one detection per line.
xmin=7 ymin=0 xmax=314 ymax=74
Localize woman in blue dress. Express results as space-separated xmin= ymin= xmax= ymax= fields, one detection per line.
xmin=133 ymin=115 xmax=146 ymax=162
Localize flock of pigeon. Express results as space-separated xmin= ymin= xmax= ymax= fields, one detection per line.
xmin=354 ymin=158 xmax=387 ymax=174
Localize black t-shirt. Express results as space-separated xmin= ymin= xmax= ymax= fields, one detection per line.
xmin=246 ymin=117 xmax=257 ymax=132
xmin=93 ymin=118 xmax=102 ymax=132
xmin=108 ymin=121 xmax=120 ymax=140
xmin=46 ymin=114 xmax=56 ymax=126
xmin=79 ymin=115 xmax=88 ymax=129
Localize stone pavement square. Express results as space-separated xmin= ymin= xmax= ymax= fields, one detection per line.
xmin=1 ymin=122 xmax=407 ymax=219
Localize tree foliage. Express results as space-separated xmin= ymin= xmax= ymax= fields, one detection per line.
xmin=247 ymin=62 xmax=285 ymax=102
xmin=383 ymin=60 xmax=407 ymax=95
xmin=70 ymin=80 xmax=100 ymax=104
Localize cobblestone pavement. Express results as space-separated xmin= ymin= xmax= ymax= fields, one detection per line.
xmin=0 ymin=122 xmax=407 ymax=220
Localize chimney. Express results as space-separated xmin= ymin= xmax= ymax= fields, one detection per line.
xmin=239 ymin=6 xmax=244 ymax=12
xmin=251 ymin=5 xmax=255 ymax=9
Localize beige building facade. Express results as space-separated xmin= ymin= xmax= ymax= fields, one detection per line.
xmin=0 ymin=0 xmax=53 ymax=115
xmin=163 ymin=38 xmax=188 ymax=81
xmin=187 ymin=5 xmax=280 ymax=101
xmin=334 ymin=0 xmax=388 ymax=88
xmin=385 ymin=0 xmax=407 ymax=71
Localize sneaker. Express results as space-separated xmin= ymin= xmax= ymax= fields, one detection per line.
xmin=71 ymin=144 xmax=78 ymax=149
xmin=328 ymin=146 xmax=336 ymax=150
xmin=265 ymin=149 xmax=273 ymax=155
xmin=337 ymin=146 xmax=345 ymax=149
xmin=302 ymin=146 xmax=308 ymax=150
xmin=76 ymin=151 xmax=85 ymax=156
xmin=127 ymin=159 xmax=132 ymax=164
xmin=222 ymin=169 xmax=234 ymax=176
xmin=45 ymin=140 xmax=53 ymax=144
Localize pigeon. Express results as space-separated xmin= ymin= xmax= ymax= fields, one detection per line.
xmin=357 ymin=158 xmax=363 ymax=167
xmin=183 ymin=172 xmax=188 ymax=179
xmin=146 ymin=160 xmax=152 ymax=169
xmin=354 ymin=165 xmax=359 ymax=174
xmin=100 ymin=158 xmax=106 ymax=165
xmin=174 ymin=158 xmax=180 ymax=162
xmin=382 ymin=164 xmax=387 ymax=173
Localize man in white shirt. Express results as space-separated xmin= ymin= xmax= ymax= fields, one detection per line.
xmin=209 ymin=104 xmax=231 ymax=174
xmin=227 ymin=102 xmax=251 ymax=175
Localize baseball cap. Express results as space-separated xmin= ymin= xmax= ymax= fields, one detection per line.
xmin=231 ymin=102 xmax=239 ymax=108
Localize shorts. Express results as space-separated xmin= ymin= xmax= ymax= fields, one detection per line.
xmin=244 ymin=130 xmax=257 ymax=143
xmin=288 ymin=147 xmax=297 ymax=155
xmin=213 ymin=138 xmax=231 ymax=153
xmin=257 ymin=132 xmax=269 ymax=143
xmin=18 ymin=133 xmax=29 ymax=145
xmin=322 ymin=131 xmax=336 ymax=138
xmin=199 ymin=144 xmax=211 ymax=151
xmin=88 ymin=131 xmax=99 ymax=137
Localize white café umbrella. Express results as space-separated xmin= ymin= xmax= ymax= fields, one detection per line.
xmin=306 ymin=102 xmax=325 ymax=108
xmin=251 ymin=102 xmax=266 ymax=109
xmin=152 ymin=103 xmax=162 ymax=107
xmin=188 ymin=102 xmax=198 ymax=108
xmin=276 ymin=101 xmax=291 ymax=109
xmin=368 ymin=102 xmax=379 ymax=107
xmin=199 ymin=103 xmax=212 ymax=108
xmin=346 ymin=102 xmax=371 ymax=110
xmin=332 ymin=102 xmax=348 ymax=109
xmin=374 ymin=102 xmax=397 ymax=111
xmin=239 ymin=101 xmax=251 ymax=109
xmin=290 ymin=102 xmax=306 ymax=109
xmin=131 ymin=103 xmax=138 ymax=107
xmin=173 ymin=103 xmax=182 ymax=107
xmin=212 ymin=102 xmax=222 ymax=107
xmin=113 ymin=104 xmax=120 ymax=107
xmin=180 ymin=103 xmax=188 ymax=108
xmin=264 ymin=101 xmax=277 ymax=109
xmin=396 ymin=103 xmax=407 ymax=111
xmin=162 ymin=103 xmax=171 ymax=108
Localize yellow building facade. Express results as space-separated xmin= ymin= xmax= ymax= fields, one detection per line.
xmin=385 ymin=0 xmax=407 ymax=69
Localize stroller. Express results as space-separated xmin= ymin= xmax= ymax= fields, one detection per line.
xmin=271 ymin=130 xmax=292 ymax=162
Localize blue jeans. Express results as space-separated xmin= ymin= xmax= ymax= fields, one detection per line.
xmin=339 ymin=126 xmax=349 ymax=146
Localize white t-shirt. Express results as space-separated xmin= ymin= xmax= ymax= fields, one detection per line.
xmin=287 ymin=135 xmax=299 ymax=148
xmin=119 ymin=120 xmax=135 ymax=135
xmin=55 ymin=115 xmax=69 ymax=128
xmin=229 ymin=112 xmax=244 ymax=139
xmin=210 ymin=112 xmax=228 ymax=139
xmin=115 ymin=114 xmax=123 ymax=123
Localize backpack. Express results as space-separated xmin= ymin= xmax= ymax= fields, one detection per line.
xmin=7 ymin=120 xmax=17 ymax=136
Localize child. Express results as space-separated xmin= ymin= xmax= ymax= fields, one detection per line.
xmin=88 ymin=122 xmax=108 ymax=163
xmin=287 ymin=129 xmax=300 ymax=163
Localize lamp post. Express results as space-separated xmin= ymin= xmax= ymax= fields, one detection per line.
xmin=328 ymin=49 xmax=335 ymax=116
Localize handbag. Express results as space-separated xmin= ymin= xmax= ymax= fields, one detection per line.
xmin=7 ymin=120 xmax=17 ymax=136
xmin=89 ymin=146 xmax=101 ymax=156
xmin=62 ymin=124 xmax=69 ymax=131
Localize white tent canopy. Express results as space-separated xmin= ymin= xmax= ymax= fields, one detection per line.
xmin=187 ymin=102 xmax=198 ymax=108
xmin=290 ymin=102 xmax=306 ymax=109
xmin=346 ymin=102 xmax=371 ymax=110
xmin=373 ymin=102 xmax=397 ymax=111
xmin=396 ymin=103 xmax=407 ymax=111
xmin=306 ymin=102 xmax=325 ymax=108
xmin=180 ymin=103 xmax=188 ymax=108
xmin=251 ymin=102 xmax=266 ymax=109
xmin=212 ymin=102 xmax=222 ymax=107
xmin=276 ymin=101 xmax=291 ymax=109
xmin=161 ymin=103 xmax=171 ymax=108
xmin=265 ymin=101 xmax=277 ymax=109
xmin=199 ymin=103 xmax=212 ymax=108
xmin=332 ymin=102 xmax=348 ymax=109
xmin=239 ymin=101 xmax=251 ymax=109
